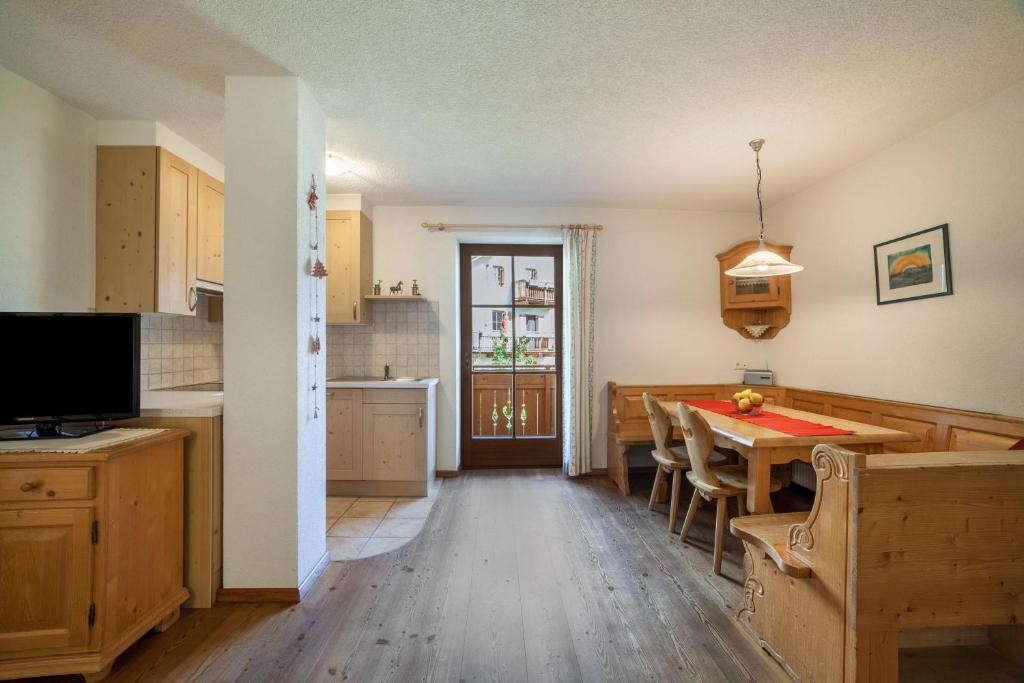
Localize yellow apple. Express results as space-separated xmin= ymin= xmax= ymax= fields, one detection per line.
xmin=737 ymin=398 xmax=752 ymax=412
xmin=732 ymin=392 xmax=742 ymax=402
xmin=750 ymin=392 xmax=764 ymax=406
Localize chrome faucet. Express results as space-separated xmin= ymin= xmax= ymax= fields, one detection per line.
xmin=384 ymin=362 xmax=391 ymax=380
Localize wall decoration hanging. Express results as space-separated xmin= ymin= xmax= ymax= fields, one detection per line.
xmin=873 ymin=224 xmax=952 ymax=305
xmin=307 ymin=175 xmax=326 ymax=418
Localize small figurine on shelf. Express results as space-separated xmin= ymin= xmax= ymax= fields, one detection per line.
xmin=411 ymin=280 xmax=420 ymax=296
xmin=373 ymin=280 xmax=382 ymax=296
xmin=389 ymin=281 xmax=404 ymax=295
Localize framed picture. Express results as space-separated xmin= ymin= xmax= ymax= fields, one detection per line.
xmin=873 ymin=224 xmax=953 ymax=305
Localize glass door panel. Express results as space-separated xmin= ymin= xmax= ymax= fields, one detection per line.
xmin=461 ymin=245 xmax=562 ymax=467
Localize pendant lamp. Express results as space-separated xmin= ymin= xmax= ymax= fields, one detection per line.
xmin=725 ymin=139 xmax=803 ymax=278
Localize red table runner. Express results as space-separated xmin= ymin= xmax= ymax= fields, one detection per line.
xmin=683 ymin=400 xmax=854 ymax=437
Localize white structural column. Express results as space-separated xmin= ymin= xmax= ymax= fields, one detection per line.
xmin=223 ymin=76 xmax=326 ymax=590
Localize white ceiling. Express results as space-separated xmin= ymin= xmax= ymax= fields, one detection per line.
xmin=2 ymin=1 xmax=1023 ymax=210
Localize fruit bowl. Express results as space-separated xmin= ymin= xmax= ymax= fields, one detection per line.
xmin=731 ymin=390 xmax=765 ymax=415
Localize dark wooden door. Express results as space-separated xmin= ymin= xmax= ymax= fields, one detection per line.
xmin=460 ymin=244 xmax=563 ymax=468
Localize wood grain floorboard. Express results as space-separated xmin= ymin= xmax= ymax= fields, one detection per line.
xmin=23 ymin=469 xmax=1007 ymax=683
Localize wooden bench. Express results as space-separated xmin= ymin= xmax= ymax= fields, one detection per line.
xmin=606 ymin=382 xmax=1024 ymax=495
xmin=731 ymin=443 xmax=1024 ymax=682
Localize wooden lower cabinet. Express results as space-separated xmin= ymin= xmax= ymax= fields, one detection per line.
xmin=327 ymin=385 xmax=436 ymax=497
xmin=0 ymin=508 xmax=93 ymax=655
xmin=363 ymin=403 xmax=426 ymax=482
xmin=119 ymin=415 xmax=223 ymax=608
xmin=0 ymin=430 xmax=188 ymax=681
xmin=326 ymin=390 xmax=362 ymax=480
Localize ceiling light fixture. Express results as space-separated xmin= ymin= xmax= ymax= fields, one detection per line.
xmin=725 ymin=139 xmax=804 ymax=278
xmin=325 ymin=153 xmax=348 ymax=176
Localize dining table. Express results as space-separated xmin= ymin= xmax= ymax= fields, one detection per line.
xmin=658 ymin=399 xmax=916 ymax=514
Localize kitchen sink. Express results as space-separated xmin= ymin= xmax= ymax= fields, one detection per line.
xmin=328 ymin=376 xmax=423 ymax=382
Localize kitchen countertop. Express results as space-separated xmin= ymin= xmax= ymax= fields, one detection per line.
xmin=326 ymin=377 xmax=439 ymax=389
xmin=140 ymin=390 xmax=224 ymax=417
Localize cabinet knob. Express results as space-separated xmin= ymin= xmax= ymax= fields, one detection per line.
xmin=20 ymin=480 xmax=43 ymax=492
xmin=326 ymin=391 xmax=335 ymax=398
xmin=188 ymin=286 xmax=198 ymax=311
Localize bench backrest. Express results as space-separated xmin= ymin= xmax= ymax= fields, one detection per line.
xmin=607 ymin=382 xmax=1024 ymax=451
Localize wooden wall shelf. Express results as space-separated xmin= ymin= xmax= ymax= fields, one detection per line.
xmin=715 ymin=240 xmax=794 ymax=340
xmin=363 ymin=295 xmax=430 ymax=302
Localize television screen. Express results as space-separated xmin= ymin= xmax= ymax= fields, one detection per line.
xmin=0 ymin=313 xmax=140 ymax=427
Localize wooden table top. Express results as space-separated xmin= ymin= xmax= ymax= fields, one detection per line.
xmin=658 ymin=400 xmax=916 ymax=449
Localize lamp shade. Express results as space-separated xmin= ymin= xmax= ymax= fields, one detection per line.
xmin=724 ymin=241 xmax=804 ymax=277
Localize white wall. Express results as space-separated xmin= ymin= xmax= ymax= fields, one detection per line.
xmin=764 ymin=80 xmax=1024 ymax=416
xmin=370 ymin=207 xmax=761 ymax=470
xmin=0 ymin=65 xmax=96 ymax=312
xmin=223 ymin=76 xmax=326 ymax=589
xmin=97 ymin=120 xmax=224 ymax=180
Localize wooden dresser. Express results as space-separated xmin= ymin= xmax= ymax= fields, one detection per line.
xmin=0 ymin=430 xmax=188 ymax=681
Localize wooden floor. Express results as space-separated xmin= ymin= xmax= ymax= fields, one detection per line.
xmin=18 ymin=469 xmax=1021 ymax=682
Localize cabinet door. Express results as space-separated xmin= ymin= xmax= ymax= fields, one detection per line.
xmin=725 ymin=275 xmax=781 ymax=306
xmin=157 ymin=148 xmax=199 ymax=315
xmin=327 ymin=389 xmax=363 ymax=480
xmin=362 ymin=404 xmax=426 ymax=482
xmin=326 ymin=212 xmax=356 ymax=323
xmin=0 ymin=508 xmax=93 ymax=654
xmin=197 ymin=171 xmax=224 ymax=285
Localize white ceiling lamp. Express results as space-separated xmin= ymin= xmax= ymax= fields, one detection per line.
xmin=725 ymin=139 xmax=804 ymax=278
xmin=325 ymin=153 xmax=349 ymax=176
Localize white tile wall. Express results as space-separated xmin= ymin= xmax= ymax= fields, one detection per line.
xmin=140 ymin=296 xmax=223 ymax=389
xmin=327 ymin=300 xmax=439 ymax=379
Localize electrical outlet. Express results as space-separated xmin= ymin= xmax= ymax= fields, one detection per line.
xmin=734 ymin=361 xmax=749 ymax=371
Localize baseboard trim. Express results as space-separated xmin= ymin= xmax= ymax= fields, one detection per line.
xmin=298 ymin=551 xmax=331 ymax=600
xmin=435 ymin=469 xmax=460 ymax=478
xmin=216 ymin=587 xmax=300 ymax=604
xmin=585 ymin=467 xmax=608 ymax=476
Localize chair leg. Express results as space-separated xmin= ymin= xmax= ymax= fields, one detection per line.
xmin=713 ymin=496 xmax=728 ymax=575
xmin=648 ymin=465 xmax=665 ymax=511
xmin=667 ymin=469 xmax=683 ymax=534
xmin=734 ymin=493 xmax=745 ymax=518
xmin=678 ymin=490 xmax=701 ymax=543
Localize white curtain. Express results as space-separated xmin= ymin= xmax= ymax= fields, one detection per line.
xmin=562 ymin=225 xmax=598 ymax=476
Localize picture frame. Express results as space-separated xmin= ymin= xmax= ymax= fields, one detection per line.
xmin=873 ymin=223 xmax=953 ymax=305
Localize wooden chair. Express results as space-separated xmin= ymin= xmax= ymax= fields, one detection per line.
xmin=675 ymin=402 xmax=780 ymax=575
xmin=641 ymin=393 xmax=725 ymax=535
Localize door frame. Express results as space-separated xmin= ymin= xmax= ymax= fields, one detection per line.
xmin=459 ymin=243 xmax=563 ymax=468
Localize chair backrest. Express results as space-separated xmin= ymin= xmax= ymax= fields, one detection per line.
xmin=641 ymin=393 xmax=680 ymax=464
xmin=675 ymin=402 xmax=720 ymax=486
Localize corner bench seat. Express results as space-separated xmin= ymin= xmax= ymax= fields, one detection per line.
xmin=606 ymin=382 xmax=1024 ymax=496
xmin=734 ymin=443 xmax=1024 ymax=682
xmin=729 ymin=512 xmax=809 ymax=578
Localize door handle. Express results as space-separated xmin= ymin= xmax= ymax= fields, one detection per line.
xmin=418 ymin=407 xmax=423 ymax=428
xmin=352 ymin=302 xmax=357 ymax=320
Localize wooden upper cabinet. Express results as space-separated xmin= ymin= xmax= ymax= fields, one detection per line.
xmin=715 ymin=240 xmax=794 ymax=340
xmin=326 ymin=210 xmax=373 ymax=324
xmin=157 ymin=149 xmax=199 ymax=315
xmin=326 ymin=389 xmax=363 ymax=480
xmin=96 ymin=146 xmax=204 ymax=315
xmin=196 ymin=171 xmax=225 ymax=286
xmin=0 ymin=507 xmax=94 ymax=655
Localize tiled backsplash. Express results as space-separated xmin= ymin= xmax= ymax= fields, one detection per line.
xmin=327 ymin=300 xmax=439 ymax=379
xmin=140 ymin=296 xmax=223 ymax=389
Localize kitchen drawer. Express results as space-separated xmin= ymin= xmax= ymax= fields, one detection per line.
xmin=362 ymin=388 xmax=426 ymax=404
xmin=0 ymin=467 xmax=95 ymax=503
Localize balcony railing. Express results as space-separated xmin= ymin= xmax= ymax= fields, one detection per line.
xmin=514 ymin=279 xmax=555 ymax=306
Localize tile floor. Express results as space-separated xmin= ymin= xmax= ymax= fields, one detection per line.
xmin=325 ymin=482 xmax=440 ymax=561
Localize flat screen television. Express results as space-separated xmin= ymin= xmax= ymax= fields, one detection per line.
xmin=0 ymin=313 xmax=140 ymax=440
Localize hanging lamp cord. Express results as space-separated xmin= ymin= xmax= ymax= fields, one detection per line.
xmin=755 ymin=147 xmax=765 ymax=242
